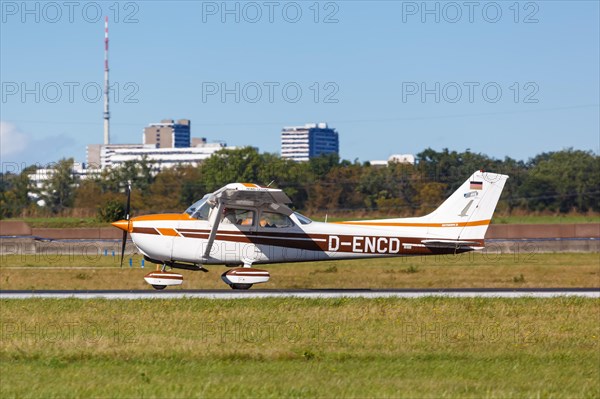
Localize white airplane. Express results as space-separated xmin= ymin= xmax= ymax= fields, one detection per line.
xmin=112 ymin=170 xmax=508 ymax=290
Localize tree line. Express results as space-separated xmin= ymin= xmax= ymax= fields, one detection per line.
xmin=1 ymin=147 xmax=598 ymax=220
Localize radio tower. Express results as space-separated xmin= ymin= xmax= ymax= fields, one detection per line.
xmin=103 ymin=16 xmax=110 ymax=145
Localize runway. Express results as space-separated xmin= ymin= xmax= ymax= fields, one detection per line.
xmin=1 ymin=288 xmax=598 ymax=299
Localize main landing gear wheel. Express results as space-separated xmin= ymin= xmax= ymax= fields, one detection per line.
xmin=144 ymin=266 xmax=183 ymax=290
xmin=229 ymin=283 xmax=253 ymax=290
xmin=221 ymin=267 xmax=270 ymax=290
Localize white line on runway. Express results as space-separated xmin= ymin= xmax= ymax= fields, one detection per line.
xmin=1 ymin=267 xmax=121 ymax=270
xmin=1 ymin=291 xmax=598 ymax=299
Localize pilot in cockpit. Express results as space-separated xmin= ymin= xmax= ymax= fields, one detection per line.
xmin=222 ymin=208 xmax=238 ymax=224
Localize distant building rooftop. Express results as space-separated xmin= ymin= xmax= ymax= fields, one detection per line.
xmin=370 ymin=154 xmax=415 ymax=166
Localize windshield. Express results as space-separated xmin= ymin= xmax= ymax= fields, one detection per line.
xmin=185 ymin=195 xmax=211 ymax=220
xmin=293 ymin=212 xmax=312 ymax=225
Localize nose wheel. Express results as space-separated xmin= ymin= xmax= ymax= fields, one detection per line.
xmin=144 ymin=264 xmax=184 ymax=290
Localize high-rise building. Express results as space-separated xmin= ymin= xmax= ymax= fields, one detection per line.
xmin=143 ymin=119 xmax=191 ymax=148
xmin=281 ymin=123 xmax=339 ymax=162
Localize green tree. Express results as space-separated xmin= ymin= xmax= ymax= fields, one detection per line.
xmin=200 ymin=147 xmax=264 ymax=191
xmin=41 ymin=158 xmax=76 ymax=214
xmin=522 ymin=149 xmax=600 ymax=212
xmin=309 ymin=153 xmax=340 ymax=179
xmin=147 ymin=167 xmax=186 ymax=212
xmin=0 ymin=167 xmax=34 ymax=218
xmin=179 ymin=166 xmax=206 ymax=207
xmin=97 ymin=198 xmax=126 ymax=222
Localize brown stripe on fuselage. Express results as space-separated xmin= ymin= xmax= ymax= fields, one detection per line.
xmin=177 ymin=228 xmax=329 ymax=240
xmin=179 ymin=232 xmax=210 ymax=239
xmin=218 ymin=233 xmax=325 ymax=251
xmin=132 ymin=227 xmax=159 ymax=235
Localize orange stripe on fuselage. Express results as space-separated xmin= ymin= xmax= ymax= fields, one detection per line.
xmin=156 ymin=228 xmax=181 ymax=237
xmin=334 ymin=219 xmax=491 ymax=228
xmin=131 ymin=213 xmax=192 ymax=222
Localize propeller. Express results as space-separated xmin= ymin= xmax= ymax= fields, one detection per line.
xmin=119 ymin=183 xmax=131 ymax=267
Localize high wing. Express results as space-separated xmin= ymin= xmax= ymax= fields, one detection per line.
xmin=212 ymin=183 xmax=291 ymax=205
xmin=203 ymin=183 xmax=292 ymax=260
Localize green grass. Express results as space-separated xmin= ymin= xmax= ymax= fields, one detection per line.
xmin=493 ymin=214 xmax=600 ymax=224
xmin=1 ymin=297 xmax=598 ymax=398
xmin=1 ymin=253 xmax=599 ymax=290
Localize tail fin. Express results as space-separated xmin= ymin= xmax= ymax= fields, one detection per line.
xmin=425 ymin=170 xmax=508 ymax=240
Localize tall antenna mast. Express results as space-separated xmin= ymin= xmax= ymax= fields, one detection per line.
xmin=103 ymin=16 xmax=110 ymax=145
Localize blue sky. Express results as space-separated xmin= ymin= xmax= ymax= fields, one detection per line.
xmin=1 ymin=0 xmax=599 ymax=169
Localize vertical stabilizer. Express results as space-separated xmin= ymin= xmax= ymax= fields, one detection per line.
xmin=425 ymin=171 xmax=508 ymax=240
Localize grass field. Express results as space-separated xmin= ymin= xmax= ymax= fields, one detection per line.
xmin=1 ymin=297 xmax=598 ymax=397
xmin=5 ymin=214 xmax=600 ymax=228
xmin=0 ymin=253 xmax=599 ymax=290
xmin=492 ymin=214 xmax=600 ymax=224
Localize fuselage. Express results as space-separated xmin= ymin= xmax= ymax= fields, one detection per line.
xmin=126 ymin=212 xmax=483 ymax=267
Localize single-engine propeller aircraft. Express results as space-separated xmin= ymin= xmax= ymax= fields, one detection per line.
xmin=112 ymin=170 xmax=508 ymax=290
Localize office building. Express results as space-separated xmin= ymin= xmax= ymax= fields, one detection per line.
xmin=87 ymin=143 xmax=154 ymax=169
xmin=143 ymin=119 xmax=191 ymax=148
xmin=281 ymin=122 xmax=339 ymax=162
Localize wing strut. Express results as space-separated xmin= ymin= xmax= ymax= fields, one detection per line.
xmin=203 ymin=201 xmax=224 ymax=261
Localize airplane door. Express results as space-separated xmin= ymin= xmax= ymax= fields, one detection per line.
xmin=256 ymin=211 xmax=300 ymax=263
xmin=218 ymin=207 xmax=258 ymax=264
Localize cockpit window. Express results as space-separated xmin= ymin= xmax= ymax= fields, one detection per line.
xmin=221 ymin=208 xmax=255 ymax=226
xmin=185 ymin=195 xmax=211 ymax=220
xmin=294 ymin=212 xmax=312 ymax=225
xmin=260 ymin=212 xmax=294 ymax=228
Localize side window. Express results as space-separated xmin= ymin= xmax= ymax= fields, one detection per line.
xmin=259 ymin=212 xmax=294 ymax=228
xmin=221 ymin=208 xmax=254 ymax=226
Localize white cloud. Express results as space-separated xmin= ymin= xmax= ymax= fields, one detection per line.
xmin=0 ymin=121 xmax=29 ymax=157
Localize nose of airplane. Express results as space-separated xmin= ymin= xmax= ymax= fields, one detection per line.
xmin=111 ymin=220 xmax=132 ymax=232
